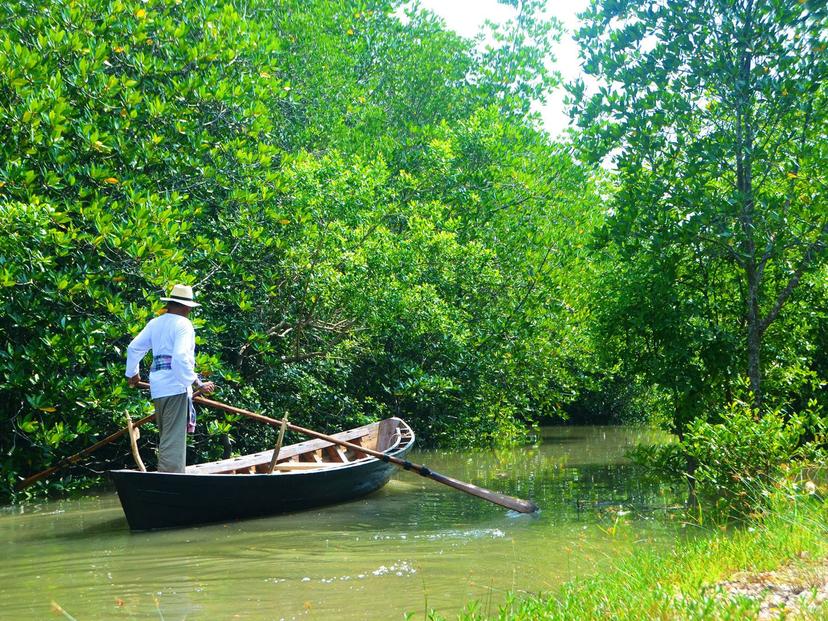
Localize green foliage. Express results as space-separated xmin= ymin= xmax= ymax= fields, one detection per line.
xmin=0 ymin=0 xmax=289 ymax=497
xmin=574 ymin=0 xmax=828 ymax=427
xmin=626 ymin=441 xmax=688 ymax=487
xmin=630 ymin=393 xmax=826 ymax=518
xmin=0 ymin=0 xmax=602 ymax=499
xmin=683 ymin=400 xmax=826 ymax=518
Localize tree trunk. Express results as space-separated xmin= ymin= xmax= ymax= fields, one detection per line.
xmin=745 ymin=265 xmax=762 ymax=411
xmin=735 ymin=3 xmax=761 ymax=410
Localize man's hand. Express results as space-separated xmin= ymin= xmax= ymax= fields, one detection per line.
xmin=199 ymin=381 xmax=216 ymax=395
xmin=128 ymin=374 xmax=141 ymax=388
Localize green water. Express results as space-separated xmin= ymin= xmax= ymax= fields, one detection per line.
xmin=0 ymin=426 xmax=686 ymax=620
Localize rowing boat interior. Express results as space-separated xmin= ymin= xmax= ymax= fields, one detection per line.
xmin=185 ymin=418 xmax=412 ymax=475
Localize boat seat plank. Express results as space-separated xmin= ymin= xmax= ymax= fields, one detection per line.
xmin=270 ymin=462 xmax=344 ymax=471
xmin=186 ymin=423 xmax=377 ymax=474
xmin=325 ymin=445 xmax=350 ymax=463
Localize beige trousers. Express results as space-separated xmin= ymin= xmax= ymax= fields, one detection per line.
xmin=153 ymin=392 xmax=188 ymax=472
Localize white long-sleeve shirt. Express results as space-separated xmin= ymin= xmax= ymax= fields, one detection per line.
xmin=125 ymin=313 xmax=200 ymax=399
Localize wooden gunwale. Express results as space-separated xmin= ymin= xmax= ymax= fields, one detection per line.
xmin=185 ymin=419 xmax=405 ymax=476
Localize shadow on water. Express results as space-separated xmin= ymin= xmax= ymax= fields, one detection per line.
xmin=3 ymin=498 xmax=130 ymax=544
xmin=59 ymin=515 xmax=130 ymax=541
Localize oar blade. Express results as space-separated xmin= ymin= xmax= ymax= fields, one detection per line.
xmin=426 ymin=470 xmax=539 ymax=514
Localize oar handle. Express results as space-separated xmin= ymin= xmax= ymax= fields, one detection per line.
xmin=15 ymin=412 xmax=156 ymax=491
xmin=16 ymin=382 xmax=204 ymax=492
xmin=191 ymin=393 xmax=539 ymax=514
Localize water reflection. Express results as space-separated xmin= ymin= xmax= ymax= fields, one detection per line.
xmin=0 ymin=426 xmax=684 ymax=620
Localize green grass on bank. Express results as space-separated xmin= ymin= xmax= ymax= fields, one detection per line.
xmin=433 ymin=491 xmax=828 ymax=620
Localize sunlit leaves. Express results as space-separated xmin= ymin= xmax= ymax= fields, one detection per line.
xmin=0 ymin=0 xmax=289 ymax=494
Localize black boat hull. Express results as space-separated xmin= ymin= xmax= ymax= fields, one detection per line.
xmin=111 ymin=430 xmax=412 ymax=531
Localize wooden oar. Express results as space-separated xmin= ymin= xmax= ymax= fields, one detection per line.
xmin=16 ymin=386 xmax=206 ymax=491
xmin=15 ymin=412 xmax=156 ymax=491
xmin=189 ymin=392 xmax=539 ymax=514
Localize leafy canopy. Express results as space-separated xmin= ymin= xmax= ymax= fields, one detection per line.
xmin=0 ymin=0 xmax=602 ymax=498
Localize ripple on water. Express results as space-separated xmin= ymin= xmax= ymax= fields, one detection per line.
xmin=297 ymin=560 xmax=418 ymax=585
xmin=371 ymin=527 xmax=506 ymax=541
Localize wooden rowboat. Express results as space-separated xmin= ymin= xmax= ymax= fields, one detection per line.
xmin=110 ymin=417 xmax=415 ymax=531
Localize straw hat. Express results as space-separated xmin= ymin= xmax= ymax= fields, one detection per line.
xmin=160 ymin=284 xmax=201 ymax=308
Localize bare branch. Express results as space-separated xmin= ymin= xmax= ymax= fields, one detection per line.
xmin=759 ymin=219 xmax=828 ymax=335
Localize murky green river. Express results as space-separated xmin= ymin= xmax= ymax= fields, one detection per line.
xmin=1 ymin=426 xmax=688 ymax=620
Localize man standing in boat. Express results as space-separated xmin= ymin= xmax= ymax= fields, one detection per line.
xmin=125 ymin=284 xmax=215 ymax=472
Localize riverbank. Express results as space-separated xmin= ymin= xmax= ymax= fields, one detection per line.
xmin=440 ymin=493 xmax=828 ymax=620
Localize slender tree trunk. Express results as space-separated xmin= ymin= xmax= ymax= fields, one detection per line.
xmin=735 ymin=2 xmax=762 ymax=410
xmin=745 ymin=265 xmax=762 ymax=410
